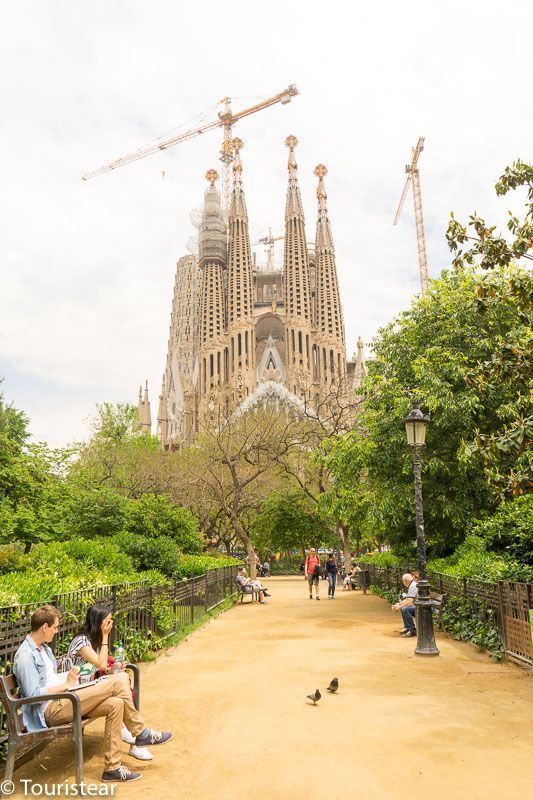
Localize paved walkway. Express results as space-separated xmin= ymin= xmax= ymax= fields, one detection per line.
xmin=14 ymin=577 xmax=533 ymax=799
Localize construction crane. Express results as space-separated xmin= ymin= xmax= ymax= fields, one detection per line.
xmin=252 ymin=228 xmax=284 ymax=271
xmin=394 ymin=136 xmax=430 ymax=295
xmin=82 ymin=84 xmax=299 ymax=208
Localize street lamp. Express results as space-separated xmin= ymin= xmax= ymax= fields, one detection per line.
xmin=403 ymin=401 xmax=439 ymax=656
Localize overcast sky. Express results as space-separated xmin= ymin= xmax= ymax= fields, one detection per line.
xmin=0 ymin=1 xmax=531 ymax=447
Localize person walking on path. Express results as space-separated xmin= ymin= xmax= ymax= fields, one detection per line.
xmin=324 ymin=553 xmax=338 ymax=599
xmin=305 ymin=548 xmax=322 ymax=600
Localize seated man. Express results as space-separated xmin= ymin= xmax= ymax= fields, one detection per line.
xmin=235 ymin=568 xmax=270 ymax=604
xmin=13 ymin=605 xmax=173 ymax=783
xmin=391 ymin=573 xmax=418 ymax=637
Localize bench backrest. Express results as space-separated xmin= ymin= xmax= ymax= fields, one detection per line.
xmin=0 ymin=674 xmax=25 ymax=737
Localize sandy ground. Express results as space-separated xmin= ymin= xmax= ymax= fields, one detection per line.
xmin=10 ymin=576 xmax=533 ymax=800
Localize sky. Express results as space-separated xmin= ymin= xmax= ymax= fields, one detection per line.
xmin=0 ymin=0 xmax=531 ymax=447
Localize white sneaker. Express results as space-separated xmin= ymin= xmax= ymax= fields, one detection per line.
xmin=129 ymin=745 xmax=153 ymax=761
xmin=121 ymin=725 xmax=135 ymax=745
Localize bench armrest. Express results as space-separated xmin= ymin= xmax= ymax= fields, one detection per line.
xmin=12 ymin=692 xmax=83 ymax=737
xmin=125 ymin=663 xmax=140 ymax=710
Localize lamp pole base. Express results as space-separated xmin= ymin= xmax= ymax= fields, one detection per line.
xmin=415 ymin=583 xmax=439 ymax=656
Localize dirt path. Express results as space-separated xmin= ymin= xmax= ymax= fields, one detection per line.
xmin=13 ymin=577 xmax=533 ymax=799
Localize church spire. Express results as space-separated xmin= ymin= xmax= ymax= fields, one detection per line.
xmin=156 ymin=374 xmax=169 ymax=445
xmin=283 ymin=136 xmax=313 ymax=393
xmin=227 ymin=139 xmax=255 ymax=400
xmin=313 ymin=164 xmax=346 ymax=386
xmin=138 ymin=380 xmax=152 ymax=434
xmin=197 ymin=169 xmax=228 ymax=419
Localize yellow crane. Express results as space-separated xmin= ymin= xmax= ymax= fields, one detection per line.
xmin=394 ymin=136 xmax=430 ymax=294
xmin=82 ymin=84 xmax=299 ymax=208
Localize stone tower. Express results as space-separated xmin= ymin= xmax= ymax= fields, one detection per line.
xmin=197 ymin=169 xmax=227 ymax=424
xmin=137 ymin=381 xmax=152 ymax=435
xmin=313 ymin=164 xmax=346 ymax=388
xmin=226 ymin=139 xmax=256 ymax=404
xmin=283 ymin=135 xmax=313 ymax=396
xmin=155 ymin=137 xmax=362 ymax=447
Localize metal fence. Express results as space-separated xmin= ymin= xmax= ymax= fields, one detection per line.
xmin=360 ymin=562 xmax=533 ymax=670
xmin=0 ymin=564 xmax=241 ymax=751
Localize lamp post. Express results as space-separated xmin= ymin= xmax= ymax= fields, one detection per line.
xmin=404 ymin=401 xmax=439 ymax=656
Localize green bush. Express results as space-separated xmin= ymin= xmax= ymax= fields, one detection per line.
xmin=174 ymin=554 xmax=238 ymax=579
xmin=126 ymin=494 xmax=202 ymax=553
xmin=113 ymin=531 xmax=181 ymax=576
xmin=64 ymin=488 xmax=128 ymax=539
xmin=428 ymin=534 xmax=533 ymax=582
xmin=470 ymin=495 xmax=533 ymax=565
xmin=0 ymin=545 xmax=30 ymax=574
xmin=361 ymin=551 xmax=404 ymax=568
xmin=369 ymin=584 xmax=401 ymax=604
xmin=441 ymin=596 xmax=504 ymax=661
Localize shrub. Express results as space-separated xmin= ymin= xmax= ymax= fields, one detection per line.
xmin=361 ymin=551 xmax=404 ymax=568
xmin=113 ymin=531 xmax=181 ymax=576
xmin=64 ymin=488 xmax=128 ymax=539
xmin=174 ymin=554 xmax=238 ymax=579
xmin=428 ymin=534 xmax=533 ymax=582
xmin=0 ymin=545 xmax=30 ymax=574
xmin=126 ymin=494 xmax=202 ymax=553
xmin=470 ymin=495 xmax=533 ymax=565
xmin=441 ymin=596 xmax=504 ymax=661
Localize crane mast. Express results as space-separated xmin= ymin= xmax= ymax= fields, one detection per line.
xmin=394 ymin=136 xmax=430 ymax=295
xmin=82 ymin=84 xmax=299 ymax=210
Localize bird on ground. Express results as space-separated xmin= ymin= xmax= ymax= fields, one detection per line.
xmin=327 ymin=677 xmax=339 ymax=693
xmin=306 ymin=689 xmax=321 ymax=705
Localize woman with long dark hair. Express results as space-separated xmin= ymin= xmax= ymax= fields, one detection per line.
xmin=67 ymin=603 xmax=152 ymax=762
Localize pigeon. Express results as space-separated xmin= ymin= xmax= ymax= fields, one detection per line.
xmin=327 ymin=677 xmax=339 ymax=693
xmin=306 ymin=689 xmax=321 ymax=705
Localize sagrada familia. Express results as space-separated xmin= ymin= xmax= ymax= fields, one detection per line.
xmin=137 ymin=136 xmax=366 ymax=447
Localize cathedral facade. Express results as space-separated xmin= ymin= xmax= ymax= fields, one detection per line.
xmin=153 ymin=136 xmax=365 ymax=447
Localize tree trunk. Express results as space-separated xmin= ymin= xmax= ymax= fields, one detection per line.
xmin=338 ymin=521 xmax=351 ymax=569
xmin=231 ymin=517 xmax=257 ymax=579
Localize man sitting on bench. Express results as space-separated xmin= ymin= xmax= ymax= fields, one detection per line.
xmin=236 ymin=568 xmax=270 ymax=604
xmin=13 ymin=605 xmax=173 ymax=784
xmin=391 ymin=573 xmax=418 ymax=638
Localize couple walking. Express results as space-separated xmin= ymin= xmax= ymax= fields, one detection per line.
xmin=304 ymin=549 xmax=338 ymax=600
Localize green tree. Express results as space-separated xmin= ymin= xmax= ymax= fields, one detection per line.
xmin=64 ymin=487 xmax=128 ymax=538
xmin=126 ymin=494 xmax=202 ymax=553
xmin=329 ymin=265 xmax=530 ymax=558
xmin=251 ymin=489 xmax=334 ymax=558
xmin=447 ymin=161 xmax=532 ymax=500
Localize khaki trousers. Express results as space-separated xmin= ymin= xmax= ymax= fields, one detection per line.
xmin=44 ymin=673 xmax=145 ymax=772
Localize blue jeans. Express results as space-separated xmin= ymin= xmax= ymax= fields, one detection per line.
xmin=327 ymin=573 xmax=336 ymax=596
xmin=401 ymin=604 xmax=416 ymax=632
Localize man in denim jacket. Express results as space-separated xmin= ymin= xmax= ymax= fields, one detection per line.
xmin=13 ymin=605 xmax=172 ymax=783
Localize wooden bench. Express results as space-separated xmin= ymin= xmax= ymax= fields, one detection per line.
xmin=235 ymin=582 xmax=259 ymax=604
xmin=0 ymin=659 xmax=140 ymax=785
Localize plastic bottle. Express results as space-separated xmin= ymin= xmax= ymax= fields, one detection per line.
xmin=115 ymin=641 xmax=125 ymax=666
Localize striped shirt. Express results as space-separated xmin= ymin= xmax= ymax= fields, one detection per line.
xmin=67 ymin=634 xmax=95 ymax=669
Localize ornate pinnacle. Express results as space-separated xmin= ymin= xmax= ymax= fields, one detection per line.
xmin=314 ymin=164 xmax=328 ymax=213
xmin=205 ymin=168 xmax=219 ymax=186
xmin=285 ymin=134 xmax=298 ymax=149
xmin=231 ymin=137 xmax=244 ymax=177
xmin=285 ymin=135 xmax=298 ymax=176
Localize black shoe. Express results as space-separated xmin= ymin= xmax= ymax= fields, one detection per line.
xmin=263 ymin=591 xmax=271 ymax=597
xmin=102 ymin=767 xmax=141 ymax=782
